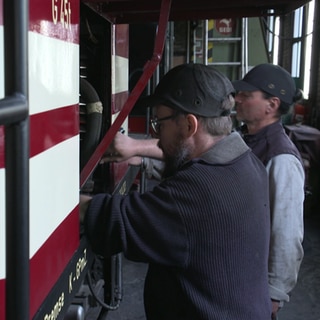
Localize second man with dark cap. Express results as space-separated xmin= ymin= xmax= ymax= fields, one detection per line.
xmin=233 ymin=63 xmax=305 ymax=319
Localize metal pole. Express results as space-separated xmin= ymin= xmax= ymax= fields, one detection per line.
xmin=2 ymin=0 xmax=29 ymax=319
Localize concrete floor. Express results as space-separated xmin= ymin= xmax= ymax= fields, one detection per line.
xmin=106 ymin=212 xmax=320 ymax=320
xmin=279 ymin=214 xmax=320 ymax=320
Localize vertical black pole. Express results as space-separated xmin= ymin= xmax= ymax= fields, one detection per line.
xmin=3 ymin=0 xmax=29 ymax=319
xmin=5 ymin=120 xmax=29 ymax=320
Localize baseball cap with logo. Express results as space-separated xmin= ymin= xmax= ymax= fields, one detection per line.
xmin=144 ymin=63 xmax=235 ymax=117
xmin=232 ymin=63 xmax=296 ymax=105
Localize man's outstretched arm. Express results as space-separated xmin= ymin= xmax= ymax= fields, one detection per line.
xmin=100 ymin=133 xmax=163 ymax=164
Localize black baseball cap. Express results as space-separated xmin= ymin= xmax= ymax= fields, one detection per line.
xmin=232 ymin=63 xmax=296 ymax=105
xmin=144 ymin=63 xmax=235 ymax=117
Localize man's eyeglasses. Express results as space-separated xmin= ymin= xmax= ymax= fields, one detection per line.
xmin=150 ymin=114 xmax=177 ymax=134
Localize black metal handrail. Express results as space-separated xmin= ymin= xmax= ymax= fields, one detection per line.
xmin=1 ymin=0 xmax=29 ymax=319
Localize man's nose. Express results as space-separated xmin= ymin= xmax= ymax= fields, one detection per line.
xmin=234 ymin=94 xmax=242 ymax=104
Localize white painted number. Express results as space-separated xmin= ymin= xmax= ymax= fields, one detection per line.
xmin=52 ymin=0 xmax=72 ymax=30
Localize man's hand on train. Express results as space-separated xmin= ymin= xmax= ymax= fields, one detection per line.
xmin=100 ymin=132 xmax=139 ymax=164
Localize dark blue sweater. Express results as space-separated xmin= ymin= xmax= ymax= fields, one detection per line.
xmin=85 ymin=133 xmax=271 ymax=319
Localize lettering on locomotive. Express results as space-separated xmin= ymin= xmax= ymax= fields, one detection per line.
xmin=43 ymin=292 xmax=64 ymax=320
xmin=68 ymin=249 xmax=88 ymax=293
xmin=52 ymin=0 xmax=72 ymax=30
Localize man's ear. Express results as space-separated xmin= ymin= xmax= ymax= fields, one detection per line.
xmin=267 ymin=97 xmax=281 ymax=113
xmin=185 ymin=114 xmax=198 ymax=137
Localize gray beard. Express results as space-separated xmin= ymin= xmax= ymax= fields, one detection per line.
xmin=162 ymin=141 xmax=192 ymax=179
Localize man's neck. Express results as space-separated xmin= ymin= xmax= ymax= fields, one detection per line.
xmin=246 ymin=118 xmax=278 ymax=135
xmin=192 ymin=134 xmax=226 ymax=158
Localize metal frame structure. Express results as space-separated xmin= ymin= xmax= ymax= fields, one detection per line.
xmin=82 ymin=0 xmax=311 ymax=23
xmin=0 ymin=0 xmax=314 ymax=319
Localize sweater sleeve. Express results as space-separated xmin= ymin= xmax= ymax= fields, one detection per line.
xmin=84 ymin=193 xmax=114 ymax=256
xmin=84 ymin=185 xmax=189 ymax=267
xmin=266 ymin=154 xmax=305 ymax=302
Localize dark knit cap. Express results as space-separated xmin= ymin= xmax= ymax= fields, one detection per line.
xmin=233 ymin=63 xmax=297 ymax=105
xmin=144 ymin=63 xmax=235 ymax=117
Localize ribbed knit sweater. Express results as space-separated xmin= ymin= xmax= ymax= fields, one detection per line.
xmin=85 ymin=132 xmax=271 ymax=319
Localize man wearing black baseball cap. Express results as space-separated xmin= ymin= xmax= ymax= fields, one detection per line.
xmin=233 ymin=63 xmax=305 ymax=319
xmin=81 ymin=63 xmax=272 ymax=319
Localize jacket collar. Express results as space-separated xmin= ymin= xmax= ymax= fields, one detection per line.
xmin=198 ymin=132 xmax=249 ymax=165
